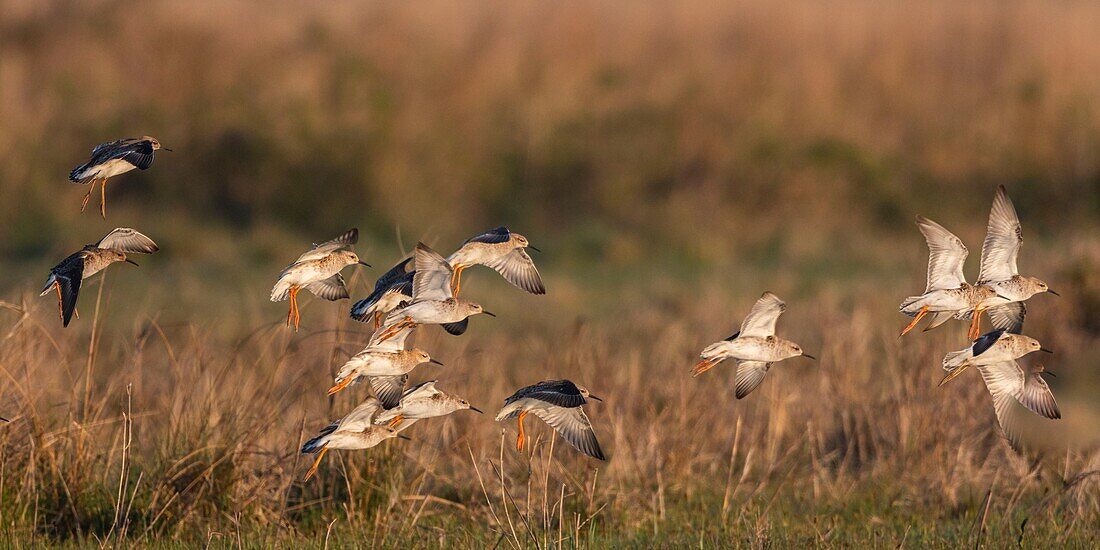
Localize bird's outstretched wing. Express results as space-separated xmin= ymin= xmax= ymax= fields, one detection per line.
xmin=734 ymin=361 xmax=771 ymax=399
xmin=976 ymin=360 xmax=1060 ymax=452
xmin=305 ymin=274 xmax=350 ymax=301
xmin=987 ymin=302 xmax=1025 ymax=334
xmin=91 ymin=138 xmax=156 ymax=169
xmin=52 ymin=260 xmax=84 ymax=328
xmin=338 ymin=398 xmax=385 ymax=432
xmin=293 ymin=228 xmax=358 ymax=263
xmin=531 ymin=406 xmax=606 ymax=460
xmin=370 ymin=376 xmax=408 ymax=409
xmin=463 ymin=226 xmax=512 ymax=245
xmin=96 ymin=228 xmax=159 ymax=254
xmin=412 ymin=243 xmax=454 ymax=301
xmin=484 ymin=249 xmax=545 ymax=294
xmin=978 ymin=186 xmax=1022 ymax=284
xmin=504 ymin=379 xmax=587 ymax=408
xmin=739 ymin=292 xmax=786 ymax=338
xmin=917 ymin=216 xmax=969 ymax=291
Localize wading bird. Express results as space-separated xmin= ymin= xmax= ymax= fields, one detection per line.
xmin=938 ymin=328 xmax=1052 ymax=386
xmin=301 ymin=397 xmax=403 ymax=480
xmin=957 ymin=185 xmax=1058 ymax=335
xmin=899 ymin=216 xmax=1003 ymax=338
xmin=374 ymin=243 xmax=494 ymax=342
xmin=374 ymin=381 xmax=482 ymax=432
xmin=447 ymin=227 xmax=544 ymax=296
xmin=69 ymin=136 xmax=170 ymax=218
xmin=270 ymin=228 xmax=370 ymax=331
xmin=328 ymin=324 xmax=443 ymax=403
xmin=350 ymin=257 xmax=414 ymax=328
xmin=495 ymin=379 xmax=606 ymax=460
xmin=40 ymin=228 xmax=159 ymax=327
xmin=692 ymin=292 xmax=815 ymax=399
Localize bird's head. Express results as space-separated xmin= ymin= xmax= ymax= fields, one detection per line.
xmin=111 ymin=250 xmax=139 ymax=266
xmin=142 ymin=136 xmax=168 ymax=151
xmin=513 ymin=233 xmax=540 ymax=252
xmin=1026 ymin=276 xmax=1058 ymax=297
xmin=339 ymin=250 xmax=371 ymax=268
xmin=457 ymin=398 xmax=483 ymax=414
xmin=414 ymin=349 xmax=444 ymax=366
xmin=576 ymin=384 xmax=603 ymax=402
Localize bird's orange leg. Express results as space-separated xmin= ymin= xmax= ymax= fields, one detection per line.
xmin=286 ymin=287 xmax=296 ymax=327
xmin=387 ymin=414 xmax=404 ymax=429
xmin=899 ymin=306 xmax=929 ymax=337
xmin=967 ymin=306 xmax=985 ymax=340
xmin=372 ymin=312 xmax=382 ymax=330
xmin=691 ymin=358 xmax=720 ymax=377
xmin=99 ymin=179 xmax=108 ymax=219
xmin=375 ymin=317 xmax=413 ymax=343
xmin=304 ymin=446 xmax=328 ymax=481
xmin=451 ymin=265 xmax=466 ymax=296
xmin=291 ymin=287 xmax=302 ymax=331
xmin=516 ymin=410 xmax=528 ymax=451
xmin=327 ymin=377 xmax=355 ymax=396
xmin=80 ymin=179 xmax=98 ymax=212
xmin=54 ymin=282 xmax=64 ymax=322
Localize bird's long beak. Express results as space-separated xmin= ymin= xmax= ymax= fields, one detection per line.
xmin=162 ymin=147 xmax=174 ymax=152
xmin=527 ymin=245 xmax=541 ymax=253
xmin=588 ymin=394 xmax=603 ymax=402
xmin=1047 ymin=289 xmax=1060 ymax=296
xmin=124 ymin=259 xmax=140 ymax=266
xmin=802 ymin=353 xmax=817 ymax=360
xmin=0 ymin=416 xmax=9 ymax=423
xmin=996 ymin=294 xmax=1012 ymax=301
xmin=358 ymin=261 xmax=372 ymax=267
xmin=429 ymin=359 xmax=444 ymax=366
xmin=1042 ymin=370 xmax=1057 ymax=378
xmin=1040 ymin=348 xmax=1054 ymax=354
xmin=397 ymin=435 xmax=412 ymax=441
xmin=469 ymin=406 xmax=484 ymax=414
xmin=482 ymin=311 xmax=496 ymax=317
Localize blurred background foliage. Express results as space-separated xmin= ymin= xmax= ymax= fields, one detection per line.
xmin=0 ymin=0 xmax=1098 ymax=327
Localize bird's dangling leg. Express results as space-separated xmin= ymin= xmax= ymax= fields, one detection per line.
xmin=516 ymin=410 xmax=528 ymax=451
xmin=99 ymin=179 xmax=108 ymax=219
xmin=54 ymin=282 xmax=64 ymax=322
xmin=304 ymin=446 xmax=328 ymax=481
xmin=691 ymin=358 xmax=720 ymax=377
xmin=899 ymin=306 xmax=928 ymax=337
xmin=80 ymin=179 xmax=97 ymax=212
xmin=387 ymin=414 xmax=404 ymax=429
xmin=286 ymin=287 xmax=296 ymax=328
xmin=967 ymin=306 xmax=984 ymax=340
xmin=451 ymin=265 xmax=466 ymax=296
xmin=327 ymin=377 xmax=355 ymax=396
xmin=372 ymin=311 xmax=382 ymax=330
xmin=291 ymin=287 xmax=302 ymax=331
xmin=375 ymin=317 xmax=413 ymax=343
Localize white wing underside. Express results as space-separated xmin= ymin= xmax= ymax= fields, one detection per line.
xmin=978 ymin=186 xmax=1022 ymax=283
xmin=739 ymin=292 xmax=786 ymax=338
xmin=412 ymin=244 xmax=454 ymax=302
xmin=917 ymin=216 xmax=969 ymax=292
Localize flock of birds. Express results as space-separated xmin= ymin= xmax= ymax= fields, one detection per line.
xmin=29 ymin=137 xmax=1064 ymax=479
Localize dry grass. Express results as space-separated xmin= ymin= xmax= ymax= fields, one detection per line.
xmin=0 ymin=244 xmax=1097 ymax=546
xmin=0 ymin=0 xmax=1099 ymax=546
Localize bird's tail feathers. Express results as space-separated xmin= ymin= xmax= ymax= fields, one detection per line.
xmin=69 ymin=164 xmax=96 ymax=184
xmin=899 ymin=295 xmax=925 ymax=315
xmin=301 ymin=423 xmax=338 ymax=454
xmin=40 ymin=274 xmax=58 ymax=296
xmin=942 ymin=349 xmax=971 ymax=370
